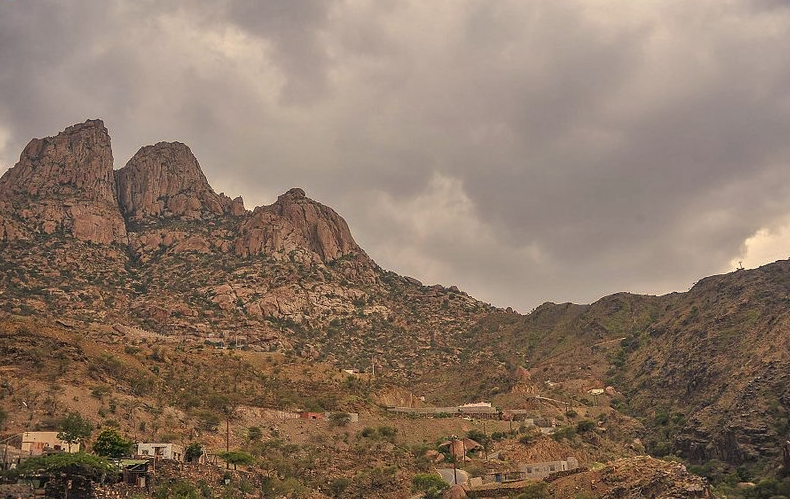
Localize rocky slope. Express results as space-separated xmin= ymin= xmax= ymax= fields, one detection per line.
xmin=3 ymin=119 xmax=790 ymax=484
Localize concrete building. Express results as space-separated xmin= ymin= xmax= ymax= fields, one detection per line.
xmin=521 ymin=457 xmax=579 ymax=479
xmin=21 ymin=432 xmax=79 ymax=455
xmin=136 ymin=443 xmax=185 ymax=462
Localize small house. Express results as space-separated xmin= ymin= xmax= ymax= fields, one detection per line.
xmin=21 ymin=432 xmax=79 ymax=455
xmin=521 ymin=457 xmax=578 ymax=479
xmin=120 ymin=459 xmax=149 ymax=487
xmin=136 ymin=443 xmax=185 ymax=462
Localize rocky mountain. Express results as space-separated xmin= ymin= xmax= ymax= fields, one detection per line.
xmin=0 ymin=119 xmax=496 ymax=382
xmin=0 ymin=120 xmax=126 ymax=244
xmin=3 ymin=119 xmax=790 ymax=489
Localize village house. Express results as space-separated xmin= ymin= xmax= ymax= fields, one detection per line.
xmin=21 ymin=432 xmax=79 ymax=455
xmin=482 ymin=457 xmax=579 ymax=483
xmin=136 ymin=443 xmax=185 ymax=462
xmin=521 ymin=457 xmax=579 ymax=479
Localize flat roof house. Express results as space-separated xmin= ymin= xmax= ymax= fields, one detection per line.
xmin=136 ymin=443 xmax=185 ymax=462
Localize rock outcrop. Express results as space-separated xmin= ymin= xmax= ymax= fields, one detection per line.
xmin=0 ymin=120 xmax=364 ymax=267
xmin=0 ymin=119 xmax=127 ymax=244
xmin=234 ymin=187 xmax=364 ymax=262
xmin=0 ymin=118 xmax=495 ymax=386
xmin=116 ymin=142 xmax=240 ymax=221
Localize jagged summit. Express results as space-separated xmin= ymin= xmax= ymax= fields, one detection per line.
xmin=0 ymin=119 xmax=115 ymax=200
xmin=232 ymin=186 xmax=364 ymax=262
xmin=0 ymin=119 xmax=127 ymax=244
xmin=0 ymin=119 xmax=364 ymax=264
xmin=116 ymin=141 xmax=241 ymax=222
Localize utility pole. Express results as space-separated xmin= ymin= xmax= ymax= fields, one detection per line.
xmin=451 ymin=435 xmax=458 ymax=485
xmin=226 ymin=419 xmax=230 ymax=453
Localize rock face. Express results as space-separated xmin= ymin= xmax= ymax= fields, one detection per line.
xmin=0 ymin=119 xmax=362 ymax=265
xmin=0 ymin=118 xmax=495 ymax=388
xmin=0 ymin=119 xmax=127 ymax=244
xmin=116 ymin=142 xmax=240 ymax=221
xmin=234 ymin=187 xmax=363 ymax=262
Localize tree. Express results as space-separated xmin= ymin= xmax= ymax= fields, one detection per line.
xmin=328 ymin=477 xmax=351 ymax=498
xmin=93 ymin=428 xmax=133 ymax=458
xmin=205 ymin=393 xmax=240 ymax=452
xmin=0 ymin=407 xmax=7 ymax=430
xmin=185 ymin=442 xmax=204 ymax=462
xmin=57 ymin=412 xmax=94 ymax=452
xmin=218 ymin=451 xmax=255 ymax=470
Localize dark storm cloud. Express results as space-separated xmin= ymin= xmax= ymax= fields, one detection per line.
xmin=2 ymin=0 xmax=790 ymax=311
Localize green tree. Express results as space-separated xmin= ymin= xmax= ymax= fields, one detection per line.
xmin=205 ymin=393 xmax=240 ymax=452
xmin=218 ymin=450 xmax=255 ymax=470
xmin=57 ymin=412 xmax=94 ymax=452
xmin=466 ymin=428 xmax=491 ymax=453
xmin=411 ymin=473 xmax=448 ymax=499
xmin=154 ymin=479 xmax=199 ymax=499
xmin=0 ymin=407 xmax=7 ymax=430
xmin=185 ymin=442 xmax=204 ymax=462
xmin=93 ymin=428 xmax=134 ymax=458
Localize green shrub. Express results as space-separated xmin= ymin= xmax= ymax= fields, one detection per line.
xmin=155 ymin=480 xmax=198 ymax=499
xmin=328 ymin=477 xmax=351 ymax=498
xmin=519 ymin=433 xmax=536 ymax=445
xmin=186 ymin=442 xmax=204 ymax=462
xmin=411 ymin=473 xmax=448 ymax=499
xmin=517 ymin=481 xmax=550 ymax=499
xmin=552 ymin=426 xmax=576 ymax=442
xmin=329 ymin=412 xmax=351 ymax=427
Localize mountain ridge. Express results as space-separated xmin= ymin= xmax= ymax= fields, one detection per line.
xmin=2 ymin=119 xmax=790 ymax=489
xmin=0 ymin=119 xmax=496 ymax=381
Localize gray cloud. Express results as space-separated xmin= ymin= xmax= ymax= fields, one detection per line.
xmin=2 ymin=0 xmax=790 ymax=311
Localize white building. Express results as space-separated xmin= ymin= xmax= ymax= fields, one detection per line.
xmin=21 ymin=432 xmax=79 ymax=455
xmin=459 ymin=402 xmax=492 ymax=408
xmin=136 ymin=443 xmax=185 ymax=462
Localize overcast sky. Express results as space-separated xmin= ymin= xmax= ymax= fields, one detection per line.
xmin=2 ymin=0 xmax=790 ymax=312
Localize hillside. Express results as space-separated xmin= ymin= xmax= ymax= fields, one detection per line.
xmin=0 ymin=120 xmax=498 ymax=388
xmin=2 ymin=119 xmax=790 ymax=496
